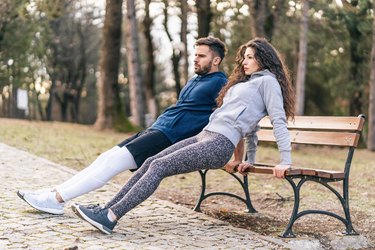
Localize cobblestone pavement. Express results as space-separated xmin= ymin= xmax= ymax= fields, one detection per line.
xmin=0 ymin=143 xmax=371 ymax=250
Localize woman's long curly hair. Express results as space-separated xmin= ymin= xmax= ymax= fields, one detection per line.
xmin=216 ymin=38 xmax=295 ymax=120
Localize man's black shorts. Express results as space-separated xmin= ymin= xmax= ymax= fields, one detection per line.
xmin=117 ymin=129 xmax=172 ymax=169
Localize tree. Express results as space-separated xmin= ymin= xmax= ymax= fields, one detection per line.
xmin=43 ymin=1 xmax=99 ymax=123
xmin=94 ymin=0 xmax=123 ymax=130
xmin=196 ymin=0 xmax=211 ymax=37
xmin=0 ymin=0 xmax=44 ymax=118
xmin=245 ymin=0 xmax=284 ymax=40
xmin=368 ymin=0 xmax=375 ymax=151
xmin=180 ymin=0 xmax=189 ymax=83
xmin=339 ymin=0 xmax=372 ymax=116
xmin=124 ymin=0 xmax=145 ymax=128
xmin=162 ymin=0 xmax=182 ymax=96
xmin=295 ymin=0 xmax=309 ymax=115
xmin=142 ymin=0 xmax=158 ymax=122
xmin=210 ymin=0 xmax=252 ymax=74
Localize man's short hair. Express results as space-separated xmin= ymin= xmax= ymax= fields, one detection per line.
xmin=195 ymin=36 xmax=227 ymax=62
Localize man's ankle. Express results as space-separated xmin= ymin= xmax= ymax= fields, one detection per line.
xmin=55 ymin=192 xmax=65 ymax=203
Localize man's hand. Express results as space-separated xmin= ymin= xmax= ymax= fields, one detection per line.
xmin=273 ymin=164 xmax=291 ymax=178
xmin=224 ymin=160 xmax=241 ymax=173
xmin=237 ymin=162 xmax=253 ymax=176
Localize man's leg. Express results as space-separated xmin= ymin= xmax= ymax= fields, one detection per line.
xmin=19 ymin=146 xmax=137 ymax=214
xmin=56 ymin=146 xmax=137 ymax=202
xmin=58 ymin=130 xmax=171 ymax=202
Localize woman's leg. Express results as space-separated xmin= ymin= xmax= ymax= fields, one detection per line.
xmin=56 ymin=146 xmax=137 ymax=202
xmin=103 ymin=136 xmax=200 ymax=208
xmin=109 ymin=131 xmax=234 ymax=219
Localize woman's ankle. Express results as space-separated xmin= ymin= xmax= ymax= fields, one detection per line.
xmin=107 ymin=208 xmax=117 ymax=222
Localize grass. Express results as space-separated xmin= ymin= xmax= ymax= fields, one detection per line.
xmin=1 ymin=117 xmax=374 ymax=244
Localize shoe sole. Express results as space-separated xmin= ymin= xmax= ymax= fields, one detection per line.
xmin=17 ymin=191 xmax=64 ymax=215
xmin=72 ymin=204 xmax=112 ymax=235
xmin=71 ymin=203 xmax=85 ymax=221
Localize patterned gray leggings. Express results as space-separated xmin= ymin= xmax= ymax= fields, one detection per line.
xmin=105 ymin=130 xmax=235 ymax=219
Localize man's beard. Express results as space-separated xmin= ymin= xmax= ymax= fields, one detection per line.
xmin=194 ymin=61 xmax=212 ymax=75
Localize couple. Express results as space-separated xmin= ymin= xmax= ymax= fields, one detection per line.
xmin=18 ymin=36 xmax=295 ymax=235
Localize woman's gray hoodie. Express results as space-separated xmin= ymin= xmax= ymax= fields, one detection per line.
xmin=203 ymin=70 xmax=292 ymax=165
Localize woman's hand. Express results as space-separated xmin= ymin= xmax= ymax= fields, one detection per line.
xmin=273 ymin=164 xmax=291 ymax=178
xmin=237 ymin=162 xmax=253 ymax=176
xmin=224 ymin=160 xmax=242 ymax=173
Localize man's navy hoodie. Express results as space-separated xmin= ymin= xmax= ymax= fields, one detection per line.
xmin=151 ymin=71 xmax=227 ymax=143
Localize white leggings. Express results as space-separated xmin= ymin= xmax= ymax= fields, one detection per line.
xmin=55 ymin=146 xmax=137 ymax=202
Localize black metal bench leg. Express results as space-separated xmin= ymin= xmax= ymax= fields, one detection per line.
xmin=281 ymin=177 xmax=304 ymax=238
xmin=193 ymin=170 xmax=207 ymax=212
xmin=193 ymin=170 xmax=257 ymax=213
xmin=242 ymin=175 xmax=257 ymax=213
xmin=342 ymin=179 xmax=359 ymax=235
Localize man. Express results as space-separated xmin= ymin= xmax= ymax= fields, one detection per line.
xmin=17 ymin=36 xmax=227 ymax=215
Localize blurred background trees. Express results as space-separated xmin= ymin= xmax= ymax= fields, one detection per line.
xmin=0 ymin=0 xmax=374 ymax=150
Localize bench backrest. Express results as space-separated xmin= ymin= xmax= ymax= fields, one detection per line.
xmin=257 ymin=115 xmax=365 ymax=147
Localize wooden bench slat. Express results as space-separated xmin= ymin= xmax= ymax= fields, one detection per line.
xmin=243 ymin=165 xmax=345 ymax=179
xmin=257 ymin=130 xmax=360 ymax=147
xmin=259 ymin=116 xmax=365 ymax=131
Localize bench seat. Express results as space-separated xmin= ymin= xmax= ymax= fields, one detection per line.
xmin=246 ymin=164 xmax=346 ymax=179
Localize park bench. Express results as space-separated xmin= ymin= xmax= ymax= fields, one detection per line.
xmin=193 ymin=114 xmax=365 ymax=237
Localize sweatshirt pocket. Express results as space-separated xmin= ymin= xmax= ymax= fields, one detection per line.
xmin=230 ymin=105 xmax=247 ymax=124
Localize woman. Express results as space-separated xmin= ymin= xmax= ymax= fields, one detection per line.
xmin=72 ymin=37 xmax=295 ymax=234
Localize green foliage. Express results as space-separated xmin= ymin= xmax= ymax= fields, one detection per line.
xmin=114 ymin=112 xmax=142 ymax=133
xmin=210 ymin=0 xmax=252 ymax=75
xmin=322 ymin=0 xmax=372 ymax=115
xmin=0 ymin=0 xmax=43 ymax=89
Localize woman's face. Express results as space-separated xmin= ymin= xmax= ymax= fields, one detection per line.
xmin=242 ymin=47 xmax=260 ymax=76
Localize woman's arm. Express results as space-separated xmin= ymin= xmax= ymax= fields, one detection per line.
xmin=261 ymin=77 xmax=292 ymax=177
xmin=224 ymin=139 xmax=244 ymax=173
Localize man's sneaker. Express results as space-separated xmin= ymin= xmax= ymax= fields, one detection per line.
xmin=17 ymin=188 xmax=51 ymax=198
xmin=72 ymin=204 xmax=117 ymax=234
xmin=17 ymin=190 xmax=64 ymax=215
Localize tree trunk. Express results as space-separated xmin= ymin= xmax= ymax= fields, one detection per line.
xmin=45 ymin=79 xmax=56 ymax=121
xmin=368 ymin=0 xmax=375 ymax=151
xmin=125 ymin=0 xmax=145 ymax=128
xmin=143 ymin=0 xmax=158 ymax=124
xmin=295 ymin=0 xmax=309 ymax=115
xmin=247 ymin=0 xmax=267 ymax=38
xmin=70 ymin=22 xmax=87 ymax=123
xmin=342 ymin=1 xmax=367 ymax=116
xmin=246 ymin=0 xmax=258 ymax=38
xmin=163 ymin=0 xmax=182 ymax=96
xmin=94 ymin=0 xmax=123 ymax=130
xmin=196 ymin=0 xmax=211 ymax=38
xmin=246 ymin=0 xmax=281 ymax=40
xmin=180 ymin=0 xmax=189 ymax=84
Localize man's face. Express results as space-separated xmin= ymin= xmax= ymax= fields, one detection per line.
xmin=193 ymin=45 xmax=218 ymax=75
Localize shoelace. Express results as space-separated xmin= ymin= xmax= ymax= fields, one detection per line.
xmin=84 ymin=203 xmax=103 ymax=214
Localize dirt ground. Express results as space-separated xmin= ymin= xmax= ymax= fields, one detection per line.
xmin=152 ymin=174 xmax=375 ymax=248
